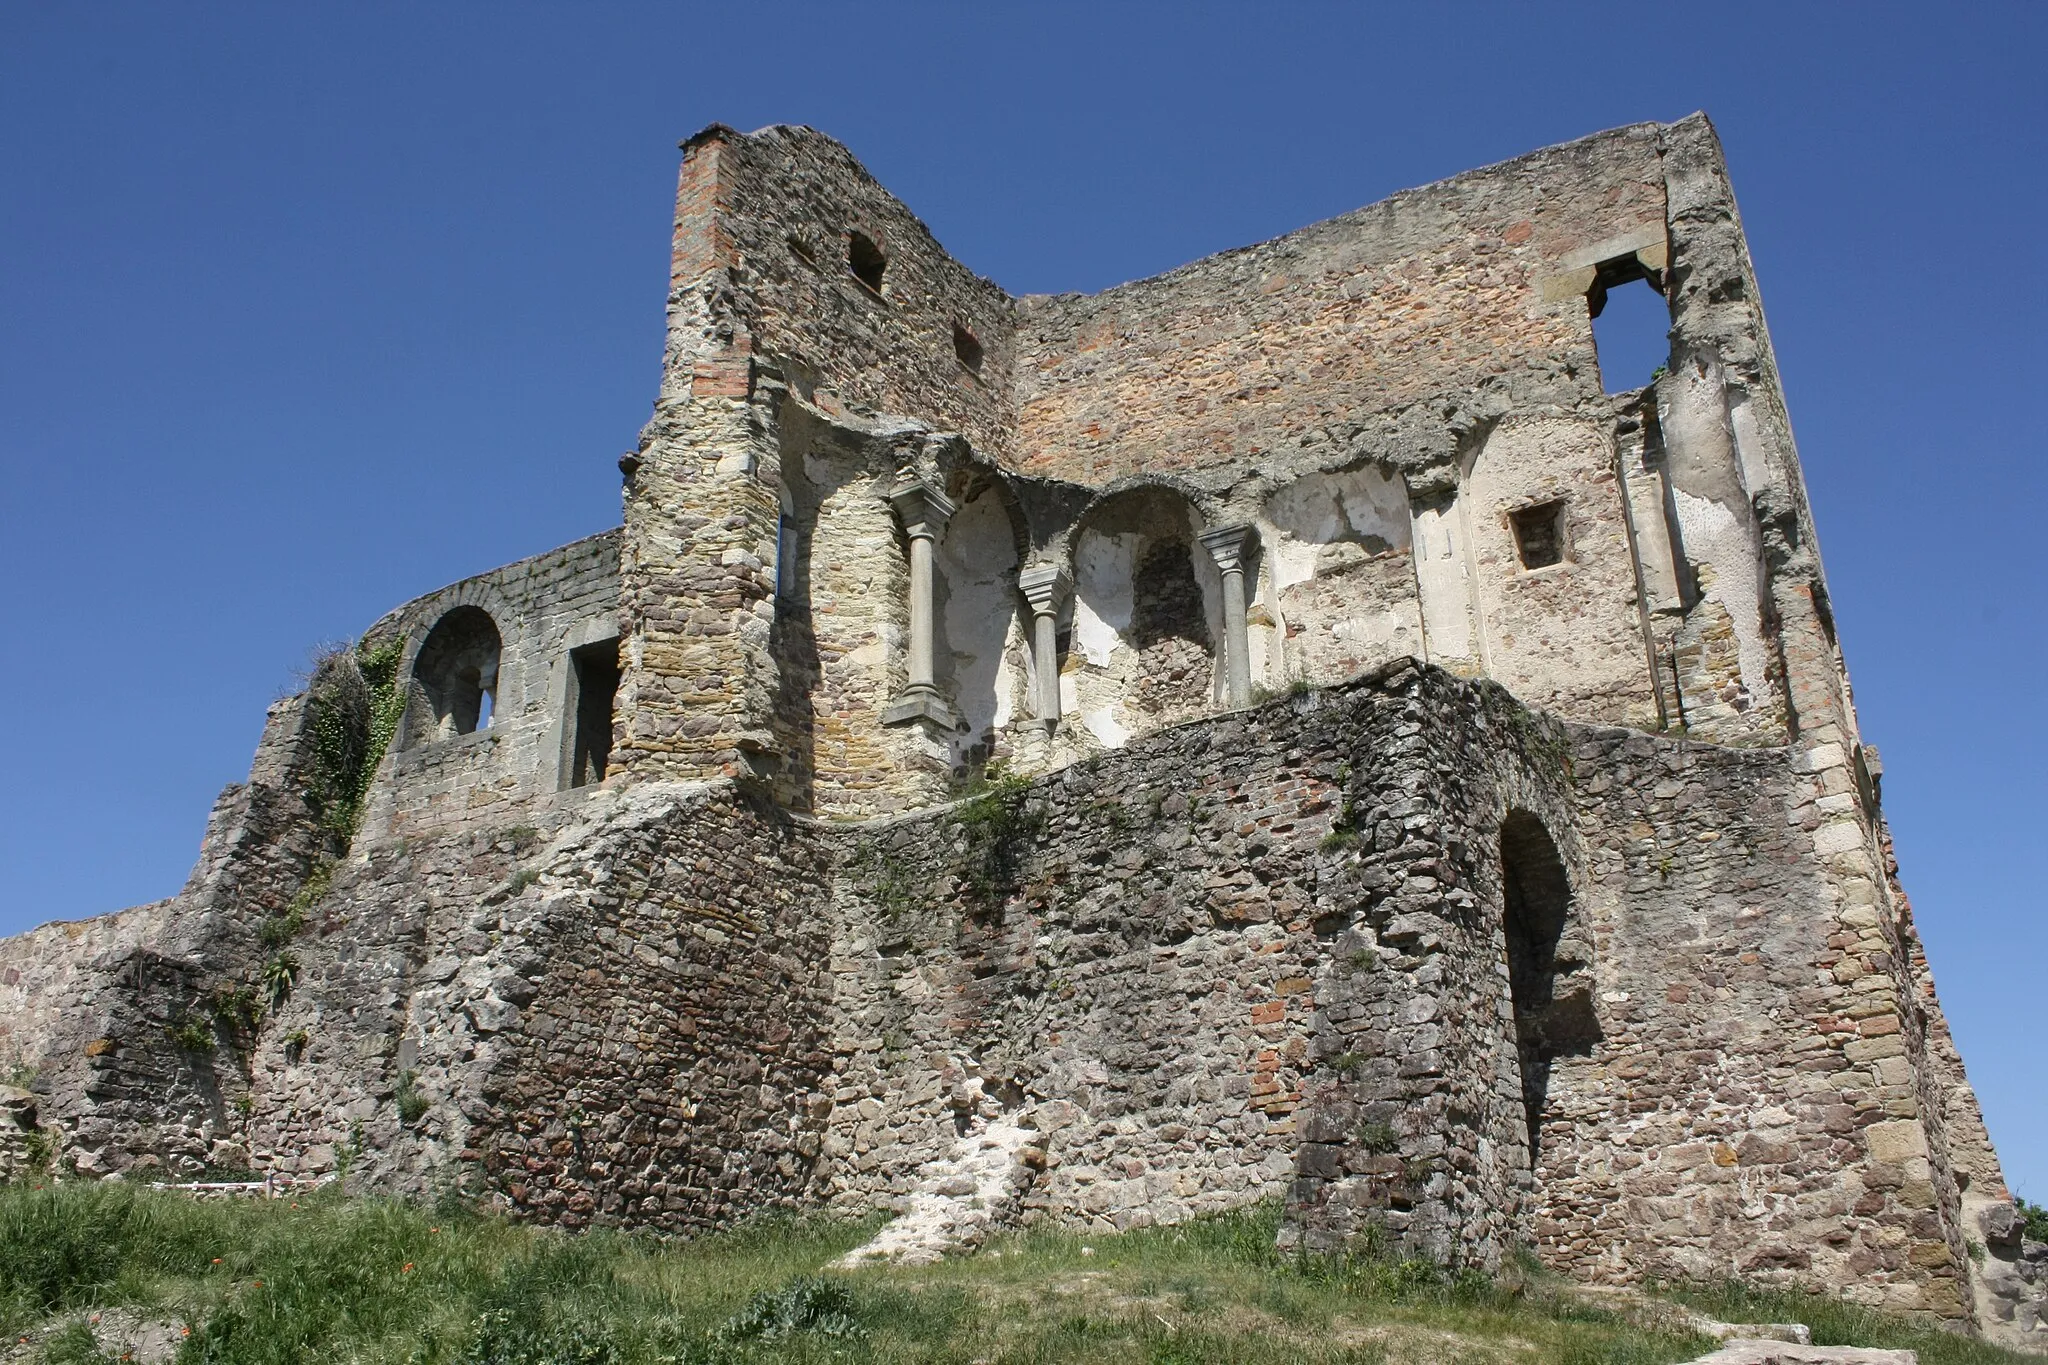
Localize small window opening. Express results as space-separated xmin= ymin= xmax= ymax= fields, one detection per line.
xmin=847 ymin=230 xmax=886 ymax=294
xmin=774 ymin=513 xmax=797 ymax=602
xmin=1509 ymin=501 xmax=1567 ymax=570
xmin=411 ymin=605 xmax=501 ymax=741
xmin=1587 ymin=253 xmax=1670 ymax=396
xmin=565 ymin=639 xmax=619 ymax=789
xmin=953 ymin=322 xmax=983 ymax=373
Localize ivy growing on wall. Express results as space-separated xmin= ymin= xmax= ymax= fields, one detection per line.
xmin=306 ymin=637 xmax=407 ymax=849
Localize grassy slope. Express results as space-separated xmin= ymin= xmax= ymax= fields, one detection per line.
xmin=0 ymin=1183 xmax=2030 ymax=1364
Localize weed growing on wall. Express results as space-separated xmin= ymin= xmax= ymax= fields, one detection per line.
xmin=395 ymin=1069 xmax=430 ymax=1127
xmin=261 ymin=952 xmax=299 ymax=1010
xmin=206 ymin=984 xmax=264 ymax=1039
xmin=954 ymin=765 xmax=1044 ymax=900
xmin=162 ymin=1017 xmax=213 ymax=1054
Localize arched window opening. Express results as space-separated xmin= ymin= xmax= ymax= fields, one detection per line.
xmin=412 ymin=605 xmax=501 ymax=741
xmin=1068 ymin=485 xmax=1222 ymax=747
xmin=1500 ymin=810 xmax=1581 ymax=1167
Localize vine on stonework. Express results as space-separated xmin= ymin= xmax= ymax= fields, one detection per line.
xmin=306 ymin=636 xmax=407 ymax=850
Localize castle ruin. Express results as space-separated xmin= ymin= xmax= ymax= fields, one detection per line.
xmin=5 ymin=115 xmax=2043 ymax=1346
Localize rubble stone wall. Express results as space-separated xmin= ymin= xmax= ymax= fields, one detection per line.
xmin=0 ymin=695 xmax=331 ymax=1178
xmin=666 ymin=125 xmax=1016 ymax=459
xmin=362 ymin=530 xmax=621 ymax=838
xmin=1541 ymin=728 xmax=1969 ymax=1317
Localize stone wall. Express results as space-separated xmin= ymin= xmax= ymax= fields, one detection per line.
xmin=361 ymin=530 xmax=621 ymax=838
xmin=1538 ymin=729 xmax=1969 ymax=1317
xmin=613 ymin=114 xmax=1840 ymax=802
xmin=813 ymin=660 xmax=1574 ymax=1263
xmin=0 ymin=694 xmax=331 ymax=1178
xmin=668 ymin=125 xmax=1016 ymax=460
xmin=0 ymin=112 xmax=2021 ymax=1345
xmin=1010 ymin=124 xmax=1667 ymax=487
xmin=232 ymin=781 xmax=834 ymax=1230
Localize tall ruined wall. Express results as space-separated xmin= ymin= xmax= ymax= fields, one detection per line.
xmin=360 ymin=530 xmax=621 ymax=838
xmin=615 ymin=123 xmax=1017 ymax=790
xmin=1540 ymin=729 xmax=1974 ymax=1318
xmin=612 ymin=114 xmax=1846 ymax=801
xmin=670 ymin=124 xmax=1016 ymax=458
xmin=1010 ymin=124 xmax=1665 ymax=485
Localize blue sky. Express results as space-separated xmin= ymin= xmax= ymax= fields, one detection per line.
xmin=3 ymin=4 xmax=2043 ymax=1196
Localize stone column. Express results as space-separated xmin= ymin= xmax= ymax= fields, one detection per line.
xmin=882 ymin=473 xmax=959 ymax=728
xmin=1198 ymin=523 xmax=1257 ymax=709
xmin=1017 ymin=564 xmax=1071 ymax=729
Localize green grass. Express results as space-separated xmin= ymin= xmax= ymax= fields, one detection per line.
xmin=0 ymin=1182 xmax=2018 ymax=1364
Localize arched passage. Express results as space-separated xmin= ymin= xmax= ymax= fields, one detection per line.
xmin=1500 ymin=809 xmax=1586 ymax=1167
xmin=411 ymin=605 xmax=501 ymax=741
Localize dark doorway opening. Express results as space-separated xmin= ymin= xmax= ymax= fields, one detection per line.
xmin=1501 ymin=810 xmax=1576 ymax=1166
xmin=566 ymin=640 xmax=619 ymax=789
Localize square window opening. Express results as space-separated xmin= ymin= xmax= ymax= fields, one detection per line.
xmin=953 ymin=322 xmax=983 ymax=373
xmin=564 ymin=639 xmax=620 ymax=790
xmin=1510 ymin=501 xmax=1568 ymax=570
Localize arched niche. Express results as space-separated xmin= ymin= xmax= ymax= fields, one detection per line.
xmin=1065 ymin=485 xmax=1221 ymax=748
xmin=408 ymin=605 xmax=502 ymax=744
xmin=1257 ymin=466 xmax=1420 ymax=688
xmin=933 ymin=475 xmax=1027 ymax=768
xmin=1499 ymin=809 xmax=1597 ymax=1167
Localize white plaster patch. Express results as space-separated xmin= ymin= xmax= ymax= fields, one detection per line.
xmin=1264 ymin=467 xmax=1411 ymax=591
xmin=936 ymin=488 xmax=1022 ymax=748
xmin=1671 ymin=488 xmax=1770 ymax=704
xmin=1410 ymin=502 xmax=1473 ymax=661
xmin=1072 ymin=531 xmax=1136 ymax=667
xmin=1082 ymin=706 xmax=1127 ymax=749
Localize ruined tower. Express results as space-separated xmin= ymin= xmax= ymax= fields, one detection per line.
xmin=5 ymin=116 xmax=2038 ymax=1346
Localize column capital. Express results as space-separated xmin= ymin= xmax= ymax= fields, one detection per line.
xmin=1197 ymin=523 xmax=1256 ymax=575
xmin=886 ymin=471 xmax=955 ymax=539
xmin=1017 ymin=564 xmax=1072 ymax=614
